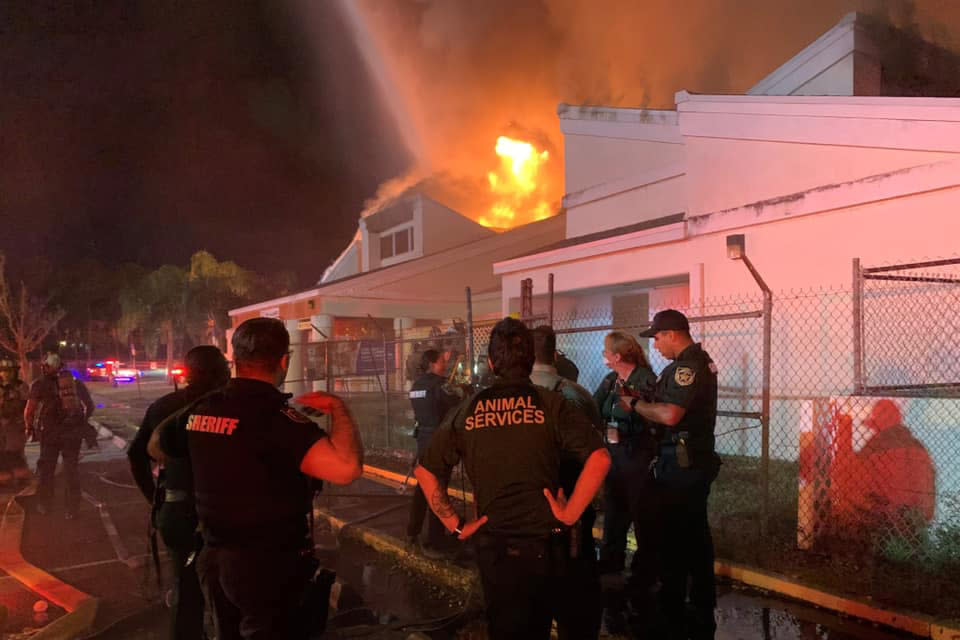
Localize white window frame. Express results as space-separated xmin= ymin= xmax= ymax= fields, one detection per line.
xmin=379 ymin=224 xmax=416 ymax=266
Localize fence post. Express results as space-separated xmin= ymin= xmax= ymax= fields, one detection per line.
xmin=737 ymin=251 xmax=773 ymax=538
xmin=548 ymin=273 xmax=554 ymax=326
xmin=466 ymin=287 xmax=476 ymax=386
xmin=761 ymin=287 xmax=772 ymax=538
xmin=852 ymin=258 xmax=864 ymax=394
xmin=521 ymin=278 xmax=533 ymax=321
xmin=383 ymin=332 xmax=390 ymax=450
xmin=325 ymin=340 xmax=333 ymax=393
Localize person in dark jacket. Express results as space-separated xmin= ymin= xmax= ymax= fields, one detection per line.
xmin=128 ymin=345 xmax=230 ymax=640
xmin=151 ymin=318 xmax=363 ymax=640
xmin=406 ymin=349 xmax=462 ymax=556
xmin=593 ymin=331 xmax=659 ymax=633
xmin=626 ymin=310 xmax=722 ymax=639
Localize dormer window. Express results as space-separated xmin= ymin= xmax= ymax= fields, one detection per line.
xmin=380 ymin=226 xmax=415 ymax=260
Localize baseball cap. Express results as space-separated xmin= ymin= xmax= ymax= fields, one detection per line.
xmin=638 ymin=309 xmax=690 ymax=338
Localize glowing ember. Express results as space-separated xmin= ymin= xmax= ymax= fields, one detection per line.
xmin=480 ymin=135 xmax=554 ymax=228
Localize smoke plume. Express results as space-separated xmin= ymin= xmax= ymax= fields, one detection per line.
xmin=338 ymin=0 xmax=960 ymax=226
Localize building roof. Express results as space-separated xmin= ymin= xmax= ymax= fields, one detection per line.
xmin=229 ymin=214 xmax=566 ymax=317
xmin=509 ymin=213 xmax=685 ymax=260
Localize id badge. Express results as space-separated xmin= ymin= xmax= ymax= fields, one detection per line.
xmin=606 ymin=425 xmax=620 ymax=444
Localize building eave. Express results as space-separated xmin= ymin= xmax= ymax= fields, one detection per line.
xmin=493 ymin=218 xmax=686 ymax=276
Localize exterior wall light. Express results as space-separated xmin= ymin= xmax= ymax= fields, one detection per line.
xmin=726 ymin=233 xmax=745 ymax=260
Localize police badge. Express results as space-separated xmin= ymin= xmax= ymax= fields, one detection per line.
xmin=674 ymin=367 xmax=695 ymax=386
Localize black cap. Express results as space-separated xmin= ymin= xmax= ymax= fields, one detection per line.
xmin=638 ymin=309 xmax=690 ymax=337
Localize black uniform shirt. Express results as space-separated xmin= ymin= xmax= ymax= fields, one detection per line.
xmin=594 ymin=365 xmax=658 ymax=444
xmin=160 ymin=378 xmax=325 ymax=550
xmin=409 ymin=372 xmax=460 ymax=432
xmin=654 ymin=342 xmax=718 ymax=455
xmin=420 ymin=376 xmax=603 ymax=538
xmin=127 ymin=387 xmax=204 ymax=502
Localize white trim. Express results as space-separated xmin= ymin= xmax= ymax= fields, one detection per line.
xmin=675 ymin=91 xmax=960 ymax=112
xmin=678 ymin=109 xmax=960 ymax=153
xmin=563 ymin=162 xmax=686 ymax=209
xmin=493 ymin=221 xmax=685 ymax=275
xmin=557 ymin=103 xmax=678 ymax=125
xmin=379 ymin=224 xmax=416 ymax=266
xmin=229 ymin=289 xmax=320 ymax=317
xmin=561 ymin=118 xmax=682 ymax=144
xmin=686 ymin=157 xmax=960 ymax=237
xmin=748 ymin=12 xmax=865 ymax=96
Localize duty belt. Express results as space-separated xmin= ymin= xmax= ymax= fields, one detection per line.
xmin=164 ymin=489 xmax=190 ymax=503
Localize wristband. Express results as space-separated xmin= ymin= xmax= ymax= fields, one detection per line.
xmin=629 ymin=397 xmax=640 ymax=411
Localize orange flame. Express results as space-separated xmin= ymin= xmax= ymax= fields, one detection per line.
xmin=480 ymin=136 xmax=553 ymax=228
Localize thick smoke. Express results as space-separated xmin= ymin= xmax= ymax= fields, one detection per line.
xmin=345 ymin=0 xmax=959 ymax=225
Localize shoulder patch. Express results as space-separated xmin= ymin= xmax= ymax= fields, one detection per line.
xmin=708 ymin=362 xmax=718 ymax=375
xmin=674 ymin=367 xmax=696 ymax=386
xmin=281 ymin=407 xmax=313 ymax=424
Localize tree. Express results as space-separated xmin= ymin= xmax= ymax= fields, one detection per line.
xmin=186 ymin=251 xmax=257 ymax=349
xmin=117 ymin=252 xmax=292 ymax=370
xmin=0 ymin=254 xmax=64 ymax=382
xmin=119 ymin=264 xmax=189 ymax=373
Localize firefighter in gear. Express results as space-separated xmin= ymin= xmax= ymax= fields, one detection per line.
xmin=151 ymin=318 xmax=363 ymax=640
xmin=416 ymin=318 xmax=611 ymax=640
xmin=0 ymin=359 xmax=30 ymax=486
xmin=406 ymin=349 xmax=461 ymax=556
xmin=128 ymin=345 xmax=230 ymax=640
xmin=24 ymin=353 xmax=95 ymax=518
xmin=625 ymin=309 xmax=721 ymax=640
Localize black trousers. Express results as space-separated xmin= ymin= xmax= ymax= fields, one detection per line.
xmin=599 ymin=442 xmax=658 ymax=587
xmin=555 ymin=515 xmax=602 ymax=640
xmin=407 ymin=434 xmax=448 ymax=545
xmin=657 ymin=472 xmax=717 ymax=640
xmin=198 ymin=545 xmax=312 ymax=640
xmin=157 ymin=502 xmax=205 ymax=640
xmin=36 ymin=431 xmax=82 ymax=510
xmin=474 ymin=533 xmax=567 ymax=640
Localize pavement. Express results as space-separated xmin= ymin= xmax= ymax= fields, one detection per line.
xmin=0 ymin=378 xmax=934 ymax=639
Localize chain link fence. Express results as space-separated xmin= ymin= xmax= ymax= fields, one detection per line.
xmin=285 ymin=326 xmax=471 ymax=459
xmin=283 ymin=256 xmax=960 ymax=618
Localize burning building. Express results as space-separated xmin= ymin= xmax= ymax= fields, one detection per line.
xmin=493 ymin=12 xmax=960 ymax=529
xmin=227 ymin=190 xmax=564 ymax=393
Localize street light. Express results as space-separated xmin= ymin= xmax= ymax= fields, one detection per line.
xmin=726 ymin=233 xmax=772 ymax=537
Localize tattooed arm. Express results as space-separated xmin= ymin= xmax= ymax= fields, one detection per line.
xmin=414 ymin=464 xmax=487 ymax=540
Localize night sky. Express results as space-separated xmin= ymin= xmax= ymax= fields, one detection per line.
xmin=2 ymin=1 xmax=408 ymax=287
xmin=4 ymin=1 xmax=959 ymax=289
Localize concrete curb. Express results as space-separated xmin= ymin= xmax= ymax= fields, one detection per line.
xmin=0 ymin=488 xmax=99 ymax=639
xmin=315 ymin=506 xmax=477 ymax=593
xmin=88 ymin=418 xmax=128 ymax=451
xmin=29 ymin=597 xmax=99 ymax=640
xmin=359 ymin=464 xmax=960 ymax=639
xmin=714 ymin=562 xmax=960 ymax=639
